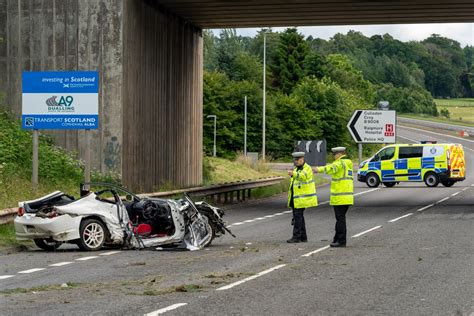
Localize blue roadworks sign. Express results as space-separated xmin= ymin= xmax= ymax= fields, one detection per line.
xmin=22 ymin=71 xmax=99 ymax=130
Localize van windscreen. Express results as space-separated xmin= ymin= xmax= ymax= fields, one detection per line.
xmin=399 ymin=146 xmax=423 ymax=159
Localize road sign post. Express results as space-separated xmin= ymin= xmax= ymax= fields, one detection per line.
xmin=22 ymin=71 xmax=99 ymax=188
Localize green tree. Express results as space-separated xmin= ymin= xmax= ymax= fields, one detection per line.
xmin=271 ymin=28 xmax=309 ymax=94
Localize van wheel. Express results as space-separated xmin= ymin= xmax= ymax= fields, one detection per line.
xmin=77 ymin=219 xmax=106 ymax=251
xmin=383 ymin=182 xmax=396 ymax=187
xmin=424 ymin=172 xmax=440 ymax=187
xmin=441 ymin=181 xmax=455 ymax=187
xmin=366 ymin=173 xmax=380 ymax=188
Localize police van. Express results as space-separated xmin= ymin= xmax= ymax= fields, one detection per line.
xmin=357 ymin=142 xmax=465 ymax=188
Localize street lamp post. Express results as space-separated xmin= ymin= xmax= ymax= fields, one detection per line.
xmin=207 ymin=115 xmax=217 ymax=157
xmin=244 ymin=96 xmax=247 ymax=156
xmin=262 ymin=32 xmax=266 ymax=161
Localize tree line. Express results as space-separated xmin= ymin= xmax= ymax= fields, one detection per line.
xmin=203 ymin=28 xmax=474 ymax=159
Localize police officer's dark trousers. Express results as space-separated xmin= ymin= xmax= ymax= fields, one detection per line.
xmin=333 ymin=205 xmax=349 ymax=244
xmin=292 ymin=208 xmax=307 ymax=241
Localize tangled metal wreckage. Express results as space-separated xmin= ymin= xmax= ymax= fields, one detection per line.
xmin=15 ymin=183 xmax=235 ymax=251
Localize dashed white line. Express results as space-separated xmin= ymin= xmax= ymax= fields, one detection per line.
xmin=144 ymin=303 xmax=188 ymax=316
xmin=417 ymin=204 xmax=434 ymax=212
xmin=354 ymin=188 xmax=380 ymax=197
xmin=49 ymin=262 xmax=73 ymax=267
xmin=216 ymin=264 xmax=287 ymax=291
xmin=301 ymin=245 xmax=330 ymax=257
xmin=0 ymin=275 xmax=15 ymax=280
xmin=75 ymin=256 xmax=99 ymax=261
xmin=399 ymin=125 xmax=474 ymax=144
xmin=451 ymin=192 xmax=460 ymax=197
xmin=351 ymin=226 xmax=382 ymax=238
xmin=388 ymin=213 xmax=413 ymax=223
xmin=436 ymin=197 xmax=450 ymax=204
xmin=18 ymin=268 xmax=46 ymax=274
xmin=100 ymin=251 xmax=121 ymax=256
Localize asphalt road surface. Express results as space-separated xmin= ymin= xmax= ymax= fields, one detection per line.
xmin=1 ymin=125 xmax=473 ymax=316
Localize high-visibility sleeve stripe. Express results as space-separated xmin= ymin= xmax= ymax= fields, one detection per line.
xmin=332 ymin=177 xmax=353 ymax=182
xmin=294 ymin=193 xmax=318 ymax=199
xmin=294 ymin=180 xmax=315 ymax=185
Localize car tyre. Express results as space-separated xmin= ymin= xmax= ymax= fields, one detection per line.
xmin=201 ymin=214 xmax=216 ymax=246
xmin=77 ymin=218 xmax=106 ymax=251
xmin=382 ymin=182 xmax=396 ymax=187
xmin=366 ymin=173 xmax=380 ymax=188
xmin=424 ymin=172 xmax=440 ymax=187
xmin=441 ymin=180 xmax=455 ymax=187
xmin=34 ymin=239 xmax=62 ymax=251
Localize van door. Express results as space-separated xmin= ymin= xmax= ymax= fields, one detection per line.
xmin=396 ymin=146 xmax=423 ymax=181
xmin=375 ymin=146 xmax=396 ymax=181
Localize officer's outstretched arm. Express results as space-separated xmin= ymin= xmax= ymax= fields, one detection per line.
xmin=315 ymin=162 xmax=340 ymax=175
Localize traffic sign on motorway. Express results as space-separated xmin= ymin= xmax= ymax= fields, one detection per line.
xmin=347 ymin=110 xmax=396 ymax=143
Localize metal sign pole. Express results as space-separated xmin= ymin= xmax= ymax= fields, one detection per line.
xmin=244 ymin=95 xmax=247 ymax=156
xmin=262 ymin=32 xmax=266 ymax=161
xmin=358 ymin=143 xmax=363 ymax=166
xmin=84 ymin=129 xmax=91 ymax=189
xmin=32 ymin=129 xmax=39 ymax=189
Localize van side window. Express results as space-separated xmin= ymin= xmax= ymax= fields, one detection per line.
xmin=373 ymin=147 xmax=395 ymax=161
xmin=399 ymin=147 xmax=423 ymax=159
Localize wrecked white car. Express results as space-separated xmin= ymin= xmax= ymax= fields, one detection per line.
xmin=14 ymin=183 xmax=234 ymax=251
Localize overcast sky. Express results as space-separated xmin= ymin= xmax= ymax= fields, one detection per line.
xmin=212 ymin=23 xmax=473 ymax=47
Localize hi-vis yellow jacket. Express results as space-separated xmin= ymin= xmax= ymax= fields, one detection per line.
xmin=317 ymin=155 xmax=354 ymax=206
xmin=287 ymin=163 xmax=318 ymax=209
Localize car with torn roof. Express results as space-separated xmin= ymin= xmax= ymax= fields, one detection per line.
xmin=14 ymin=183 xmax=234 ymax=251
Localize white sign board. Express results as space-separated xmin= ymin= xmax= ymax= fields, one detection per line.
xmin=347 ymin=110 xmax=396 ymax=143
xmin=22 ymin=71 xmax=99 ymax=129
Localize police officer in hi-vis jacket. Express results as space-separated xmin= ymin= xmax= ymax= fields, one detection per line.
xmin=314 ymin=147 xmax=354 ymax=247
xmin=287 ymin=152 xmax=318 ymax=243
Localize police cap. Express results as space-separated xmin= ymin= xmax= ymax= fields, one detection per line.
xmin=331 ymin=147 xmax=346 ymax=153
xmin=291 ymin=152 xmax=305 ymax=158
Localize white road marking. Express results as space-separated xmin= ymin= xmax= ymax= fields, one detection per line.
xmin=100 ymin=251 xmax=121 ymax=256
xmin=417 ymin=204 xmax=434 ymax=212
xmin=0 ymin=275 xmax=15 ymax=280
xmin=18 ymin=268 xmax=46 ymax=274
xmin=388 ymin=213 xmax=413 ymax=223
xmin=49 ymin=262 xmax=73 ymax=267
xmin=216 ymin=264 xmax=287 ymax=291
xmin=436 ymin=197 xmax=450 ymax=204
xmin=75 ymin=256 xmax=98 ymax=261
xmin=301 ymin=245 xmax=330 ymax=257
xmin=354 ymin=188 xmax=380 ymax=197
xmin=144 ymin=303 xmax=188 ymax=316
xmin=351 ymin=226 xmax=382 ymax=238
xmin=463 ymin=187 xmax=470 ymax=191
xmin=228 ymin=188 xmax=380 ymax=228
xmin=399 ymin=125 xmax=474 ymax=144
xmin=397 ymin=135 xmax=419 ymax=143
xmin=451 ymin=192 xmax=460 ymax=197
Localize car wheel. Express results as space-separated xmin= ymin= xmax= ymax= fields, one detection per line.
xmin=441 ymin=180 xmax=455 ymax=187
xmin=383 ymin=182 xmax=396 ymax=187
xmin=424 ymin=172 xmax=440 ymax=187
xmin=34 ymin=239 xmax=62 ymax=251
xmin=201 ymin=215 xmax=216 ymax=246
xmin=77 ymin=218 xmax=106 ymax=251
xmin=366 ymin=173 xmax=380 ymax=188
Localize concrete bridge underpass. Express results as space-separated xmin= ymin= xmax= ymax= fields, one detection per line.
xmin=1 ymin=0 xmax=473 ymax=191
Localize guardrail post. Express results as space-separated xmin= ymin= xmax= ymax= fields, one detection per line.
xmin=237 ymin=190 xmax=240 ymax=201
xmin=230 ymin=191 xmax=234 ymax=203
xmin=218 ymin=194 xmax=222 ymax=204
xmin=242 ymin=190 xmax=245 ymax=201
xmin=247 ymin=189 xmax=251 ymax=199
xmin=224 ymin=192 xmax=229 ymax=203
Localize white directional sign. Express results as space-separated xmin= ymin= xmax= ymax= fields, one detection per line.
xmin=347 ymin=110 xmax=396 ymax=143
